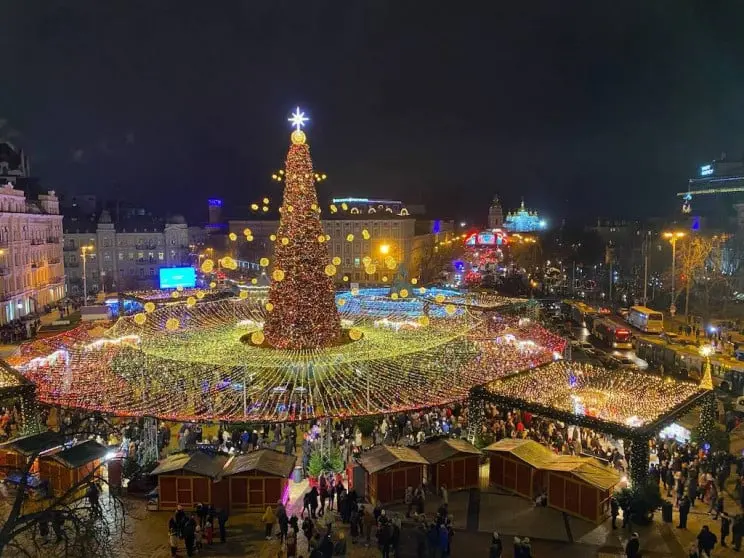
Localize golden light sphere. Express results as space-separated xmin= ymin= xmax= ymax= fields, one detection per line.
xmin=411 ymin=278 xmax=418 ymax=285
xmin=399 ymin=289 xmax=409 ymax=298
xmin=201 ymin=259 xmax=214 ymax=273
xmin=265 ymin=302 xmax=274 ymax=312
xmin=332 ymin=256 xmax=341 ymax=266
xmin=435 ymin=294 xmax=446 ymax=303
xmin=343 ymin=275 xmax=349 ymax=282
xmin=246 ymin=235 xmax=254 ymax=242
xmin=243 ymin=228 xmax=252 ymax=236
xmin=228 ymin=232 xmax=237 ymax=241
xmin=362 ymin=256 xmax=372 ymax=266
xmin=209 ymin=281 xmax=217 ymax=289
xmin=330 ymin=204 xmax=338 ymax=213
xmin=133 ymin=313 xmax=147 ymax=325
xmin=419 ymin=287 xmax=426 ymax=294
xmin=311 ymin=203 xmax=318 ymax=211
xmin=385 ymin=257 xmax=397 ymax=270
xmin=165 ymin=318 xmax=180 ymax=331
xmin=251 ymin=203 xmax=259 ymax=211
xmin=418 ymin=315 xmax=430 ymax=327
xmin=287 ymin=205 xmax=293 ymax=212
xmin=445 ymin=304 xmax=456 ymax=315
xmin=176 ymin=285 xmax=184 ymax=292
xmin=317 ymin=235 xmax=326 ymax=243
xmin=281 ymin=237 xmax=289 ymax=246
xmin=382 ymin=275 xmax=389 ymax=282
xmin=337 ymin=298 xmax=346 ymax=307
xmin=362 ymin=229 xmax=370 ymax=239
xmin=270 ymin=234 xmax=277 ymax=241
xmin=259 ymin=257 xmax=270 ymax=267
xmin=251 ymin=331 xmax=265 ymax=345
xmin=349 ymin=328 xmax=363 ymax=341
xmin=186 ymin=296 xmax=196 ymax=307
xmin=171 ymin=291 xmax=180 ymax=299
xmin=346 ymin=234 xmax=354 ymax=242
xmin=325 ymin=234 xmax=331 ymax=241
xmin=262 ymin=206 xmax=269 ymax=212
xmin=391 ymin=292 xmax=398 ymax=299
xmin=144 ymin=302 xmax=156 ymax=313
xmin=239 ymin=290 xmax=248 ymax=299
xmin=365 ymin=264 xmax=377 ymax=275
xmin=272 ymin=269 xmax=285 ymax=281
xmin=351 ymin=287 xmax=360 ymax=296
xmin=263 ymin=197 xmax=270 ymax=204
xmin=341 ymin=203 xmax=348 ymax=211
xmin=196 ymin=290 xmax=205 ymax=299
xmin=251 ymin=278 xmax=258 ymax=285
xmin=291 ymin=129 xmax=306 ymax=144
xmin=325 ymin=264 xmax=337 ymax=276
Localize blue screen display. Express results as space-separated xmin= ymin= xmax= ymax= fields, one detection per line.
xmin=159 ymin=267 xmax=196 ymax=289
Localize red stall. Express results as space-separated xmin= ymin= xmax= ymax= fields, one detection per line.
xmin=38 ymin=440 xmax=108 ymax=498
xmin=416 ymin=437 xmax=481 ymax=492
xmin=151 ymin=451 xmax=229 ymax=511
xmin=359 ymin=445 xmax=429 ymax=505
xmin=217 ymin=449 xmax=295 ymax=512
xmin=484 ymin=439 xmax=554 ymax=499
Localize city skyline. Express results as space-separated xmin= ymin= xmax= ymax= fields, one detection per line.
xmin=2 ymin=3 xmax=744 ymax=224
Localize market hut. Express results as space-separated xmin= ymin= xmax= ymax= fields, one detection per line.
xmin=359 ymin=445 xmax=429 ymax=505
xmin=217 ymin=448 xmax=295 ymax=512
xmin=38 ymin=440 xmax=108 ymax=497
xmin=0 ymin=430 xmax=65 ymax=477
xmin=416 ymin=437 xmax=481 ymax=492
xmin=541 ymin=456 xmax=620 ymax=523
xmin=150 ymin=451 xmax=229 ymax=511
xmin=484 ymin=439 xmax=554 ymax=499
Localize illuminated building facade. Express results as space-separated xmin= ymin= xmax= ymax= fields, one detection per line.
xmin=488 ymin=196 xmax=504 ymax=228
xmin=504 ymin=199 xmax=546 ymax=232
xmin=0 ymin=143 xmax=65 ymax=323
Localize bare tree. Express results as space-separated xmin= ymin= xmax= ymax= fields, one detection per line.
xmin=0 ymin=416 xmax=134 ymax=558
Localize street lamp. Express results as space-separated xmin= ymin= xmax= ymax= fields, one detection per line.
xmin=81 ymin=244 xmax=94 ymax=303
xmin=379 ymin=244 xmax=390 ymax=255
xmin=663 ymin=231 xmax=685 ymax=315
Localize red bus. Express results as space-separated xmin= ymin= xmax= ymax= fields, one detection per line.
xmin=592 ymin=318 xmax=632 ymax=349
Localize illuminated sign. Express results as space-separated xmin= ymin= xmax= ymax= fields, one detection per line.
xmin=159 ymin=267 xmax=196 ymax=289
xmin=477 ymin=232 xmax=496 ymax=245
xmin=465 ymin=233 xmax=477 ymax=246
xmin=700 ymin=164 xmax=713 ymax=176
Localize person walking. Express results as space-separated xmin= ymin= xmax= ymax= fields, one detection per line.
xmin=309 ymin=486 xmax=319 ymax=519
xmin=217 ymin=507 xmax=228 ymax=543
xmin=697 ymin=525 xmax=717 ymax=557
xmin=721 ymin=512 xmax=731 ymax=547
xmin=611 ymin=497 xmax=619 ymax=529
xmin=182 ymin=515 xmax=196 ymax=557
xmin=262 ymin=506 xmax=276 ymax=540
xmin=733 ymin=514 xmax=744 ymax=551
xmin=489 ymin=532 xmax=503 ymax=558
xmin=169 ymin=529 xmax=179 ymax=557
xmin=625 ymin=532 xmax=640 ymax=558
xmin=678 ymin=494 xmax=691 ymax=529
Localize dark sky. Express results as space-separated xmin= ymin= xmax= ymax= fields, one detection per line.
xmin=2 ymin=1 xmax=744 ymax=225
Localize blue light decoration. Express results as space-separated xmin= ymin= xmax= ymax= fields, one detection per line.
xmin=159 ymin=267 xmax=197 ymax=289
xmin=691 ymin=216 xmax=701 ymax=231
xmin=453 ymin=260 xmax=465 ymax=272
xmin=700 ymin=164 xmax=713 ymax=177
xmin=503 ymin=199 xmax=546 ymax=232
xmin=432 ymin=219 xmax=442 ymax=234
xmin=208 ymin=198 xmax=223 ymax=207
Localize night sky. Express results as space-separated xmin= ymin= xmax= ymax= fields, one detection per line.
xmin=2 ymin=2 xmax=744 ymax=225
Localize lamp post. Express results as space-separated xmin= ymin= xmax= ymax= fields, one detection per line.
xmin=663 ymin=231 xmax=685 ymax=316
xmin=81 ymin=245 xmax=94 ymax=303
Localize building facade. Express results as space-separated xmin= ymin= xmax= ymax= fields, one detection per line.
xmin=488 ymin=196 xmax=504 ymax=229
xmin=504 ymin=199 xmax=546 ymax=233
xmin=64 ymin=210 xmax=190 ymax=293
xmin=0 ymin=143 xmax=65 ymax=323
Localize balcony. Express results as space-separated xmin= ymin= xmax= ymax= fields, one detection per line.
xmin=30 ymin=239 xmax=44 ymax=246
xmin=47 ymin=237 xmax=60 ymax=244
xmin=0 ymin=268 xmax=9 ymax=276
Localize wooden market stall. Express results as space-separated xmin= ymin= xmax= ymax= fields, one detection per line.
xmin=416 ymin=437 xmax=481 ymax=492
xmin=0 ymin=431 xmax=65 ymax=477
xmin=485 ymin=439 xmax=554 ymax=499
xmin=542 ymin=457 xmax=620 ymax=523
xmin=217 ymin=448 xmax=295 ymax=512
xmin=151 ymin=451 xmax=229 ymax=511
xmin=38 ymin=440 xmax=108 ymax=497
xmin=359 ymin=445 xmax=429 ymax=505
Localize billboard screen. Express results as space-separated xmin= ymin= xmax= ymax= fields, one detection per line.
xmin=159 ymin=267 xmax=196 ymax=289
xmin=477 ymin=232 xmax=496 ymax=245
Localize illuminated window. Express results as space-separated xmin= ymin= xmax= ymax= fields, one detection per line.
xmin=158 ymin=252 xmax=164 ymax=260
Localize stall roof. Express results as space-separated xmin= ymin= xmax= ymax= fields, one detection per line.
xmin=359 ymin=445 xmax=429 ymax=475
xmin=484 ymin=439 xmax=555 ymax=468
xmin=542 ymin=457 xmax=620 ymax=491
xmin=150 ymin=451 xmax=229 ymax=479
xmin=218 ymin=449 xmax=295 ymax=479
xmin=48 ymin=440 xmax=108 ymax=468
xmin=416 ymin=437 xmax=481 ymax=464
xmin=0 ymin=431 xmax=65 ymax=457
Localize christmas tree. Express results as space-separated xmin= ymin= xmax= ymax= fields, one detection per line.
xmin=263 ymin=109 xmax=341 ymax=349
